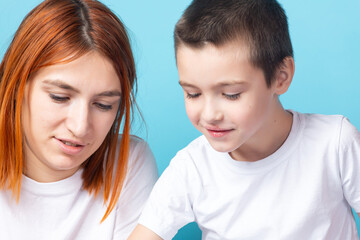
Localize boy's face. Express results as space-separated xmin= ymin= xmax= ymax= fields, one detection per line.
xmin=177 ymin=42 xmax=282 ymax=159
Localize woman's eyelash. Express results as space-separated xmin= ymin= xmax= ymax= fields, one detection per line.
xmin=50 ymin=94 xmax=113 ymax=111
xmin=49 ymin=94 xmax=69 ymax=102
xmin=223 ymin=93 xmax=241 ymax=100
xmin=94 ymin=102 xmax=112 ymax=111
xmin=186 ymin=93 xmax=201 ymax=99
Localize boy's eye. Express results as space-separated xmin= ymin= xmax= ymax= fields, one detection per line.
xmin=94 ymin=102 xmax=113 ymax=111
xmin=49 ymin=94 xmax=69 ymax=102
xmin=186 ymin=92 xmax=201 ymax=99
xmin=223 ymin=93 xmax=240 ymax=100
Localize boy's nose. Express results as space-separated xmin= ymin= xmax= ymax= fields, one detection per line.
xmin=66 ymin=102 xmax=90 ymax=138
xmin=201 ymin=100 xmax=223 ymax=123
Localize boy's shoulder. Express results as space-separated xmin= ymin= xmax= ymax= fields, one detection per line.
xmin=177 ymin=135 xmax=213 ymax=156
xmin=299 ymin=111 xmax=344 ymax=123
xmin=294 ymin=110 xmax=345 ymax=133
xmin=169 ymin=135 xmax=219 ymax=169
xmin=293 ymin=110 xmax=357 ymax=146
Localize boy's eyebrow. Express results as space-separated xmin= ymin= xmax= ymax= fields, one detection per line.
xmin=179 ymin=80 xmax=247 ymax=88
xmin=42 ymin=79 xmax=121 ymax=97
xmin=216 ymin=80 xmax=247 ymax=87
xmin=178 ymin=81 xmax=197 ymax=88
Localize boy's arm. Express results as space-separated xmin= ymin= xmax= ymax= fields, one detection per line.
xmin=128 ymin=224 xmax=162 ymax=240
xmin=338 ymin=118 xmax=360 ymax=216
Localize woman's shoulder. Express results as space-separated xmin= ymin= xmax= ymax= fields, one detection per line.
xmin=129 ymin=135 xmax=148 ymax=149
xmin=113 ymin=135 xmax=158 ymax=237
xmin=115 ymin=134 xmax=156 ymax=173
xmin=115 ymin=134 xmax=150 ymax=156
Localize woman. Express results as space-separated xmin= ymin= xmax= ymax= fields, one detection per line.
xmin=0 ymin=0 xmax=158 ymax=239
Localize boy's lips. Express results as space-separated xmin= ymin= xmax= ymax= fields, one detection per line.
xmin=205 ymin=127 xmax=233 ymax=138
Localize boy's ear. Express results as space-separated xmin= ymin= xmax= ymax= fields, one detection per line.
xmin=273 ymin=57 xmax=295 ymax=95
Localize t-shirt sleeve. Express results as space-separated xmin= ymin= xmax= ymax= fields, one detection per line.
xmin=113 ymin=138 xmax=159 ymax=240
xmin=338 ymin=117 xmax=360 ymax=212
xmin=138 ymin=153 xmax=197 ymax=240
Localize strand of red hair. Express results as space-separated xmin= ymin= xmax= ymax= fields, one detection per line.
xmin=0 ymin=0 xmax=136 ymax=221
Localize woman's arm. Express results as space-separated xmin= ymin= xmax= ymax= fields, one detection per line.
xmin=128 ymin=224 xmax=162 ymax=240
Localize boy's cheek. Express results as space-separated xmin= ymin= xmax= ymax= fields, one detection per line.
xmin=185 ymin=104 xmax=199 ymax=124
xmin=185 ymin=108 xmax=197 ymax=122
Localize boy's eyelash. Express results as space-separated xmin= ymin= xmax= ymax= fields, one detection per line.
xmin=49 ymin=94 xmax=69 ymax=102
xmin=186 ymin=93 xmax=201 ymax=99
xmin=223 ymin=93 xmax=241 ymax=100
xmin=186 ymin=92 xmax=240 ymax=100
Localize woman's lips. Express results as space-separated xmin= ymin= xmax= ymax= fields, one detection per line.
xmin=54 ymin=137 xmax=85 ymax=155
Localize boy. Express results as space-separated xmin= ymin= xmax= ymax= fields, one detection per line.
xmin=129 ymin=0 xmax=360 ymax=239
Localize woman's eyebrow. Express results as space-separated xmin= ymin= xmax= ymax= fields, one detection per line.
xmin=96 ymin=91 xmax=121 ymax=97
xmin=42 ymin=79 xmax=79 ymax=93
xmin=42 ymin=79 xmax=121 ymax=97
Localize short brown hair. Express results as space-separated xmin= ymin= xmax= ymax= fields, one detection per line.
xmin=174 ymin=0 xmax=293 ymax=86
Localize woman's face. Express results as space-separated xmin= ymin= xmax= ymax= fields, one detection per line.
xmin=22 ymin=51 xmax=121 ymax=182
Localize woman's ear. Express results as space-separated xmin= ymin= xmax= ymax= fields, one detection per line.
xmin=273 ymin=57 xmax=295 ymax=95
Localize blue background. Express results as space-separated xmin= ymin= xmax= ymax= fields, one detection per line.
xmin=1 ymin=0 xmax=359 ymax=239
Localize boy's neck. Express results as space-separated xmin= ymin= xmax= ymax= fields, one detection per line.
xmin=230 ymin=104 xmax=293 ymax=162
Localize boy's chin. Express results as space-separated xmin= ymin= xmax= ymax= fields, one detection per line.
xmin=205 ymin=138 xmax=238 ymax=154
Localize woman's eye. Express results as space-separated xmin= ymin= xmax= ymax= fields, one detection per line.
xmin=94 ymin=102 xmax=112 ymax=111
xmin=49 ymin=94 xmax=69 ymax=102
xmin=186 ymin=92 xmax=201 ymax=99
xmin=223 ymin=93 xmax=241 ymax=100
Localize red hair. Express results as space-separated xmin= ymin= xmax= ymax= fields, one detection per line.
xmin=0 ymin=0 xmax=136 ymax=221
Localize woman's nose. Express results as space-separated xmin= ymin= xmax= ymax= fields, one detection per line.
xmin=65 ymin=101 xmax=91 ymax=138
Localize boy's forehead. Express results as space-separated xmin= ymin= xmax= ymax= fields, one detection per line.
xmin=176 ymin=41 xmax=250 ymax=61
xmin=176 ymin=40 xmax=264 ymax=88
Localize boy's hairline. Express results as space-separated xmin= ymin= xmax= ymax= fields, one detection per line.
xmin=174 ymin=38 xmax=265 ymax=80
xmin=174 ymin=36 xmax=251 ymax=63
xmin=175 ymin=38 xmax=294 ymax=89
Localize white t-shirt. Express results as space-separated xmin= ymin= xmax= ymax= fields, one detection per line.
xmin=139 ymin=111 xmax=360 ymax=240
xmin=0 ymin=136 xmax=158 ymax=240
